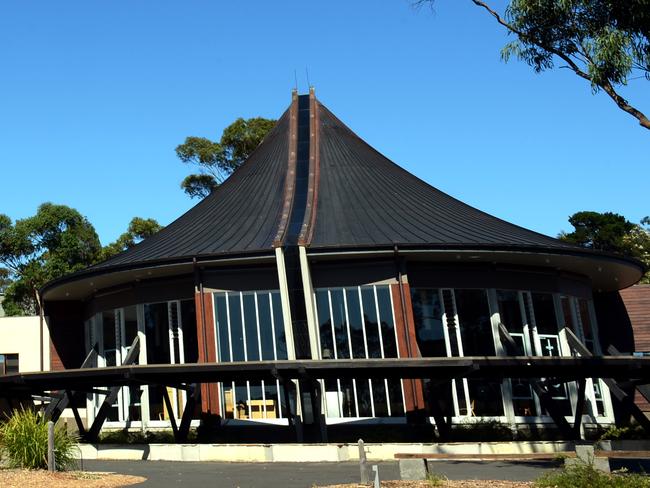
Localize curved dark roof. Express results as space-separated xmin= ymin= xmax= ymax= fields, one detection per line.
xmin=43 ymin=90 xmax=643 ymax=298
xmin=310 ymin=104 xmax=573 ymax=251
xmin=91 ymin=108 xmax=290 ymax=271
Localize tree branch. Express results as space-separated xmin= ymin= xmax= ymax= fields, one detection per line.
xmin=470 ymin=0 xmax=650 ymax=131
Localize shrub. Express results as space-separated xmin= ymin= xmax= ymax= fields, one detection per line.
xmin=0 ymin=408 xmax=78 ymax=470
xmin=599 ymin=425 xmax=647 ymax=441
xmin=536 ymin=463 xmax=650 ymax=488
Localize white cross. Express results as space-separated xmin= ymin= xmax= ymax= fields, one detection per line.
xmin=544 ymin=339 xmax=556 ymax=355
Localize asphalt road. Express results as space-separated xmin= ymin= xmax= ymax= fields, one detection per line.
xmin=82 ymin=459 xmax=558 ymax=487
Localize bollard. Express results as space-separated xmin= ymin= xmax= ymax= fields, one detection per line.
xmin=372 ymin=464 xmax=380 ymax=488
xmin=358 ymin=439 xmax=370 ymax=484
xmin=47 ymin=420 xmax=55 ymax=472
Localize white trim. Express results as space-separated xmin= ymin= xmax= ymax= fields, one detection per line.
xmin=274 ymin=247 xmax=296 ymax=360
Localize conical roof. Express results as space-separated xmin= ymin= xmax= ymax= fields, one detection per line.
xmin=43 ymin=90 xmax=643 ymax=298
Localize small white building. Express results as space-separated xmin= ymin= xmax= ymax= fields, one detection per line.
xmin=0 ymin=315 xmax=50 ymax=374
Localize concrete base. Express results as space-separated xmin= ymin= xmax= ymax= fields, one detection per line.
xmin=76 ymin=440 xmax=579 ymax=463
xmin=564 ymin=444 xmax=610 ymax=473
xmin=398 ymin=458 xmax=428 ymax=480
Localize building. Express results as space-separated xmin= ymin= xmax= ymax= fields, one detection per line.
xmin=39 ymin=90 xmax=644 ymax=438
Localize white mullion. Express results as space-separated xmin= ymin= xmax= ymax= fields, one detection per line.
xmin=368 ymin=378 xmax=375 ymax=417
xmin=388 ymin=288 xmax=401 ymax=358
xmin=342 ymin=290 xmax=353 ymax=359
xmin=351 ymin=378 xmax=360 ymax=417
xmin=328 ymin=290 xmax=338 ymax=359
xmin=373 ymin=286 xmax=386 ymax=358
xmin=177 ymin=300 xmax=186 ymax=364
xmin=246 ymin=381 xmax=252 ymax=419
xmin=384 ymin=378 xmax=392 ymax=417
xmin=167 ymin=302 xmax=176 ymax=364
xmin=336 ymin=378 xmax=343 ymax=417
xmin=358 ymin=287 xmax=369 ymax=358
xmin=240 ymin=292 xmax=251 ymax=419
xmin=270 ymin=292 xmax=278 ymax=360
xmin=225 ymin=293 xmax=234 ymax=362
xmin=255 ymin=293 xmax=263 ymax=360
xmin=254 ymin=293 xmax=265 ymax=418
xmin=439 ymin=290 xmax=459 ymax=417
xmin=232 ymin=380 xmax=237 ymax=419
xmin=453 ymin=290 xmax=470 ymax=416
xmin=240 ymin=292 xmax=248 ymax=362
xmin=277 ymin=379 xmax=283 ymax=419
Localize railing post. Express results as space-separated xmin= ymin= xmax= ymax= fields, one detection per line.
xmin=47 ymin=420 xmax=55 ymax=472
xmin=358 ymin=438 xmax=370 ymax=484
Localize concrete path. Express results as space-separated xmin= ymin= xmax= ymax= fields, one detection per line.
xmin=82 ymin=459 xmax=557 ymax=487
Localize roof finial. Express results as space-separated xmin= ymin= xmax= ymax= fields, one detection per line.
xmin=305 ymin=66 xmax=311 ymax=90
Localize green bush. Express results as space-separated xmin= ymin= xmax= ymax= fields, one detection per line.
xmin=536 ymin=463 xmax=650 ymax=488
xmin=599 ymin=425 xmax=647 ymax=441
xmin=0 ymin=408 xmax=78 ymax=470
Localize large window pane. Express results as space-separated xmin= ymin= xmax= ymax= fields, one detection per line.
xmin=361 ymin=287 xmax=381 ymax=358
xmin=331 ymin=289 xmax=350 ymax=359
xmin=345 ymin=288 xmax=366 ymax=359
xmin=412 ymin=288 xmax=447 ymax=357
xmin=531 ymin=293 xmax=558 ymax=335
xmin=455 ymin=289 xmax=495 ymax=356
xmin=228 ymin=294 xmax=245 ymax=361
xmin=316 ymin=290 xmax=334 ymax=359
xmin=497 ymin=290 xmax=523 ymax=331
xmin=181 ymin=299 xmax=198 ymax=363
xmin=377 ymin=286 xmax=398 ymax=358
xmin=144 ymin=303 xmax=170 ymax=364
xmin=215 ymin=294 xmax=230 ymax=362
xmin=271 ymin=292 xmax=287 ymax=360
xmin=258 ymin=293 xmax=275 ymax=361
xmin=243 ymin=294 xmax=259 ymax=361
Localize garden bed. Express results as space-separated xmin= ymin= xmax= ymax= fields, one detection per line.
xmin=320 ymin=482 xmax=532 ymax=487
xmin=0 ymin=469 xmax=145 ymax=487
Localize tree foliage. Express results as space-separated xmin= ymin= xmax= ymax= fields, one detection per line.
xmin=0 ymin=203 xmax=102 ymax=315
xmin=560 ymin=211 xmax=650 ymax=283
xmin=101 ymin=217 xmax=163 ymax=260
xmin=176 ymin=117 xmax=276 ymax=199
xmin=420 ymin=0 xmax=650 ymax=130
xmin=0 ymin=204 xmax=163 ymax=316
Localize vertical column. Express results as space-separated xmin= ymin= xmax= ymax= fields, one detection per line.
xmin=275 ymin=247 xmax=297 ymax=360
xmin=299 ymin=246 xmax=320 ymax=360
xmin=195 ymin=290 xmax=220 ymax=415
xmin=390 ymin=282 xmax=425 ymax=413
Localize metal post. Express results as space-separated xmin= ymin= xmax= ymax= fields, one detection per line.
xmin=47 ymin=420 xmax=55 ymax=472
xmin=358 ymin=438 xmax=369 ymax=484
xmin=372 ymin=465 xmax=380 ymax=488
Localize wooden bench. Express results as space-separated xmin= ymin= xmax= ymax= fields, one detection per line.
xmin=395 ymin=452 xmax=575 ymax=461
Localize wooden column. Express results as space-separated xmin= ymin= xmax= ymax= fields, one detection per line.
xmin=195 ymin=291 xmax=220 ymax=415
xmin=390 ymin=282 xmax=425 ymax=412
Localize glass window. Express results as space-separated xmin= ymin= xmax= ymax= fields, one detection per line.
xmin=144 ymin=303 xmax=170 ymax=364
xmin=213 ymin=290 xmax=287 ymax=421
xmin=531 ymin=293 xmax=558 ymax=335
xmin=181 ymin=299 xmax=199 ymax=363
xmin=455 ymin=289 xmax=495 ymax=356
xmin=361 ymin=287 xmax=381 ymax=359
xmin=314 ymin=285 xmax=404 ymax=418
xmin=497 ymin=290 xmax=523 ymax=331
xmin=243 ymin=294 xmax=259 ymax=361
xmin=377 ymin=286 xmax=397 ymax=358
xmin=0 ymin=354 xmax=19 ymax=375
xmin=346 ymin=288 xmax=367 ymax=359
xmin=412 ymin=288 xmax=447 ymax=357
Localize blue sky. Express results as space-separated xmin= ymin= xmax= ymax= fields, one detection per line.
xmin=0 ymin=1 xmax=647 ymax=245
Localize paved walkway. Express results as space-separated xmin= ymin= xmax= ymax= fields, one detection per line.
xmin=82 ymin=460 xmax=557 ymax=487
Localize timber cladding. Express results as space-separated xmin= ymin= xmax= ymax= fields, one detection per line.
xmin=619 ymin=284 xmax=650 ymax=411
xmin=620 ymin=285 xmax=650 ymax=353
